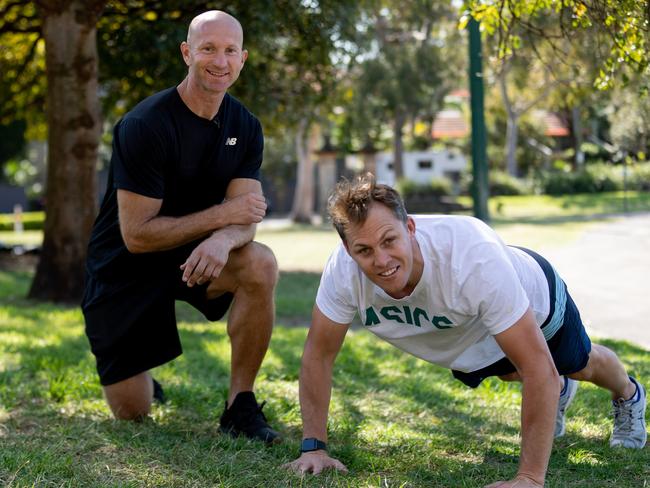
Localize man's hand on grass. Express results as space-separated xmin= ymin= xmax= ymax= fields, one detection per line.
xmin=282 ymin=451 xmax=348 ymax=475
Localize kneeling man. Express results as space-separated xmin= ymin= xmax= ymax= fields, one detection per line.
xmin=81 ymin=10 xmax=279 ymax=444
xmin=285 ymin=174 xmax=646 ymax=487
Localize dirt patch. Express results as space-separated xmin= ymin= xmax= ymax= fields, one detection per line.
xmin=0 ymin=251 xmax=38 ymax=272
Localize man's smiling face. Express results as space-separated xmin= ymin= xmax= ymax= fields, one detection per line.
xmin=344 ymin=203 xmax=423 ymax=299
xmin=181 ymin=14 xmax=248 ymax=95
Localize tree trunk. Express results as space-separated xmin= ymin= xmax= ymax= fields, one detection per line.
xmin=498 ymin=67 xmax=518 ymax=176
xmin=290 ymin=118 xmax=317 ymax=224
xmin=505 ymin=114 xmax=519 ymax=176
xmin=392 ymin=109 xmax=405 ymax=181
xmin=572 ymin=105 xmax=584 ymax=168
xmin=498 ymin=59 xmax=557 ymax=177
xmin=29 ymin=1 xmax=104 ymax=303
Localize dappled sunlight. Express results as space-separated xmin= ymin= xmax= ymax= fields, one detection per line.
xmin=568 ymin=448 xmax=605 ymax=467
xmin=260 ymin=327 xmax=307 ymax=381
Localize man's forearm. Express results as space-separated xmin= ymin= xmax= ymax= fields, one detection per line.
xmin=122 ymin=203 xmax=232 ymax=253
xmin=300 ymin=357 xmax=334 ymax=442
xmin=123 ymin=194 xmax=263 ymax=254
xmin=210 ymin=224 xmax=256 ymax=253
xmin=518 ymin=373 xmax=560 ymax=483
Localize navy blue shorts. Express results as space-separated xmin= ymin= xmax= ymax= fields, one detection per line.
xmin=452 ymin=247 xmax=592 ymax=388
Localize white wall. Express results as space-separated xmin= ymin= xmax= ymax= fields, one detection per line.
xmin=374 ymin=150 xmax=466 ymax=186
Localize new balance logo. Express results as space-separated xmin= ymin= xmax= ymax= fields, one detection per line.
xmin=225 ymin=138 xmax=237 ymax=146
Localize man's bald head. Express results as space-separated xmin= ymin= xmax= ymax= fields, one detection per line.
xmin=179 ymin=10 xmax=248 ymax=102
xmin=187 ymin=10 xmax=244 ymax=48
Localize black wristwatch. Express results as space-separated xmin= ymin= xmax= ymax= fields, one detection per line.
xmin=300 ymin=437 xmax=327 ymax=453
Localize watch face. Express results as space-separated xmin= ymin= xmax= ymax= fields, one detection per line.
xmin=301 ymin=438 xmax=325 ymax=452
xmin=302 ymin=439 xmax=317 ymax=451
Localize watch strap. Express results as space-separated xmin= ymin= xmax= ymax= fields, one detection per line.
xmin=300 ymin=437 xmax=327 ymax=452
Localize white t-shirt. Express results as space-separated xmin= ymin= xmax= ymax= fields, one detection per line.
xmin=316 ymin=215 xmax=550 ymax=373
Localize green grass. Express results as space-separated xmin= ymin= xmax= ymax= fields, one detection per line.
xmin=1 ymin=265 xmax=649 ymax=486
xmin=257 ymin=226 xmax=341 ymax=273
xmin=1 ymin=197 xmax=649 ymax=486
xmin=457 ymin=191 xmax=650 ymax=222
xmin=0 ymin=211 xmax=44 ymax=232
xmin=0 ymin=230 xmax=42 ymax=247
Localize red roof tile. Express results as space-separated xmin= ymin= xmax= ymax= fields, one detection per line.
xmin=432 ymin=110 xmax=469 ymax=138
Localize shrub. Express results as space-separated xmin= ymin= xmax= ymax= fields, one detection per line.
xmin=627 ymin=162 xmax=650 ymax=191
xmin=396 ymin=178 xmax=452 ymax=199
xmin=539 ymin=163 xmax=625 ymax=195
xmin=489 ymin=171 xmax=530 ymax=196
xmin=397 ymin=178 xmax=458 ymax=213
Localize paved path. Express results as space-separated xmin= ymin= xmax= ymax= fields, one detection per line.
xmin=540 ymin=213 xmax=650 ymax=350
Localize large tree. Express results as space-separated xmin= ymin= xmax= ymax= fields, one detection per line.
xmin=495 ymin=51 xmax=562 ymax=175
xmin=2 ymin=1 xmax=105 ymax=303
xmin=608 ymin=76 xmax=650 ymax=157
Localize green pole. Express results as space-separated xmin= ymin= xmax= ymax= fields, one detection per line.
xmin=468 ymin=17 xmax=490 ymax=222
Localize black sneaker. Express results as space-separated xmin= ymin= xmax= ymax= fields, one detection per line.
xmin=219 ymin=391 xmax=281 ymax=444
xmin=152 ymin=378 xmax=166 ymax=404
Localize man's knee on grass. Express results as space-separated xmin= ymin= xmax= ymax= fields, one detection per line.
xmin=103 ymin=372 xmax=154 ymax=421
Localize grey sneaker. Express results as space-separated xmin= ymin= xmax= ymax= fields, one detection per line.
xmin=555 ymin=377 xmax=578 ymax=438
xmin=610 ymin=376 xmax=647 ymax=448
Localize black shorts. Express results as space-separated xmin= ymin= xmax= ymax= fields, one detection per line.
xmin=452 ymin=248 xmax=592 ymax=388
xmin=82 ymin=271 xmax=233 ymax=386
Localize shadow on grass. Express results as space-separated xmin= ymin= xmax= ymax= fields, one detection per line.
xmin=275 ymin=271 xmax=321 ymax=324
xmin=0 ymin=402 xmax=320 ymax=487
xmin=347 ymin=353 xmax=515 ymax=431
xmin=0 ymin=269 xmax=32 ymax=295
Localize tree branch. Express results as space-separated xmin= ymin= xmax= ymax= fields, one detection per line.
xmin=497 ymin=61 xmax=514 ymax=117
xmin=0 ymin=24 xmax=40 ymax=35
xmin=519 ymin=77 xmax=558 ymax=115
xmin=16 ymin=32 xmax=43 ymax=81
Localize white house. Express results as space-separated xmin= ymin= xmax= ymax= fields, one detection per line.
xmin=372 ymin=149 xmax=466 ymax=187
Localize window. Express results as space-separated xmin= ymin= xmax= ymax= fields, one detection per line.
xmin=418 ymin=160 xmax=433 ymax=169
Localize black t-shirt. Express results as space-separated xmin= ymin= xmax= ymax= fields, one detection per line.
xmin=84 ymin=87 xmax=263 ymax=291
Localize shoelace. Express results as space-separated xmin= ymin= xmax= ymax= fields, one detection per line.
xmin=237 ymin=400 xmax=269 ymax=427
xmin=612 ymin=399 xmax=634 ymax=434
